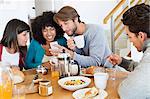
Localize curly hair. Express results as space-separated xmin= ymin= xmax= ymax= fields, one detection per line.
xmin=31 ymin=11 xmax=64 ymax=45
xmin=122 ymin=3 xmax=150 ymax=37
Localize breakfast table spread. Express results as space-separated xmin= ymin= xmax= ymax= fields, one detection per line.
xmin=19 ymin=66 xmax=128 ymax=99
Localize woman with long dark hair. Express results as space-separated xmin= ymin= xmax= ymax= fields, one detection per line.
xmin=0 ymin=19 xmax=30 ymax=70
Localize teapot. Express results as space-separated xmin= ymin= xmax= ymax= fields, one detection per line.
xmin=57 ymin=50 xmax=80 ymax=78
xmin=69 ymin=60 xmax=80 ymax=76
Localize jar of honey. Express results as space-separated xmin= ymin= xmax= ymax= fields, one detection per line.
xmin=39 ymin=80 xmax=52 ymax=96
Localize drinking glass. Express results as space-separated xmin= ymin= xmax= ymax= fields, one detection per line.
xmin=12 ymin=85 xmax=26 ymax=99
xmin=104 ymin=60 xmax=116 ymax=80
xmin=107 ymin=67 xmax=116 ymax=80
xmin=94 ymin=72 xmax=109 ymax=89
xmin=0 ymin=62 xmax=13 ymax=99
xmin=50 ymin=56 xmax=59 ymax=78
xmin=51 ymin=64 xmax=60 ymax=79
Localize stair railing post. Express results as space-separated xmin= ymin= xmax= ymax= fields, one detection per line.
xmin=110 ymin=16 xmax=115 ymax=53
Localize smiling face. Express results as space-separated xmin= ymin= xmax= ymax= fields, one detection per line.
xmin=42 ymin=26 xmax=56 ymax=42
xmin=57 ymin=19 xmax=77 ymax=36
xmin=125 ymin=26 xmax=146 ymax=52
xmin=17 ymin=31 xmax=29 ymax=46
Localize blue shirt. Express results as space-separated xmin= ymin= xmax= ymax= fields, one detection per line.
xmin=25 ymin=37 xmax=67 ymax=69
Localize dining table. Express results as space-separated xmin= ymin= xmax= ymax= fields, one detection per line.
xmin=20 ymin=66 xmax=128 ymax=99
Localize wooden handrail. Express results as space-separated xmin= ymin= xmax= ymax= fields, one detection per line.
xmin=114 ymin=6 xmax=128 ymax=22
xmin=105 ymin=0 xmax=137 ymax=24
xmin=130 ymin=0 xmax=135 ymax=5
xmin=103 ymin=0 xmax=126 ymax=24
xmin=114 ymin=0 xmax=144 ymax=40
xmin=115 ymin=21 xmax=122 ymax=32
xmin=114 ymin=26 xmax=125 ymax=41
xmin=144 ymin=0 xmax=148 ymax=3
xmin=137 ymin=0 xmax=142 ymax=4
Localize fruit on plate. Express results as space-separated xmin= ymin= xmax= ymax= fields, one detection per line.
xmin=64 ymin=79 xmax=85 ymax=85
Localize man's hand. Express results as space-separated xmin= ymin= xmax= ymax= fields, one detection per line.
xmin=107 ymin=54 xmax=122 ymax=65
xmin=49 ymin=44 xmax=74 ymax=58
xmin=67 ymin=38 xmax=76 ymax=50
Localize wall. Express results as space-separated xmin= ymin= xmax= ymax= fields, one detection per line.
xmin=54 ymin=0 xmax=118 ymax=49
xmin=0 ymin=0 xmax=117 ymax=47
xmin=54 ymin=0 xmax=117 ymax=29
xmin=35 ymin=0 xmax=54 ymax=16
xmin=0 ymin=0 xmax=35 ymax=40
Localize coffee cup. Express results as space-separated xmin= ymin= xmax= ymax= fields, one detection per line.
xmin=74 ymin=35 xmax=85 ymax=48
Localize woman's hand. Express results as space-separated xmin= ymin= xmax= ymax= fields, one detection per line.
xmin=107 ymin=54 xmax=122 ymax=65
xmin=49 ymin=44 xmax=74 ymax=58
xmin=42 ymin=44 xmax=52 ymax=56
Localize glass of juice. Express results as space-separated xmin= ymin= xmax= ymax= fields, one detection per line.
xmin=51 ymin=64 xmax=60 ymax=79
xmin=0 ymin=81 xmax=13 ymax=99
xmin=0 ymin=63 xmax=13 ymax=99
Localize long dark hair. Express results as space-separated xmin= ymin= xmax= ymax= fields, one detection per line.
xmin=1 ymin=19 xmax=30 ymax=51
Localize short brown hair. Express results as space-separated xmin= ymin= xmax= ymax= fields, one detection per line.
xmin=122 ymin=3 xmax=150 ymax=37
xmin=54 ymin=6 xmax=80 ymax=24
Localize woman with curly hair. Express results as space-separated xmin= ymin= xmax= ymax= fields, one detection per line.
xmin=25 ymin=11 xmax=67 ymax=69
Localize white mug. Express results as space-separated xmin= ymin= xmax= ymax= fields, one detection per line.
xmin=74 ymin=35 xmax=85 ymax=48
xmin=94 ymin=72 xmax=109 ymax=89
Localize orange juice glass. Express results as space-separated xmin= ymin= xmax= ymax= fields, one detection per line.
xmin=0 ymin=81 xmax=13 ymax=99
xmin=51 ymin=71 xmax=59 ymax=78
xmin=51 ymin=64 xmax=60 ymax=79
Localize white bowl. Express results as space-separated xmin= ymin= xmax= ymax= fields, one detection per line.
xmin=58 ymin=76 xmax=91 ymax=91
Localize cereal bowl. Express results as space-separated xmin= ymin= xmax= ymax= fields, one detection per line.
xmin=58 ymin=76 xmax=91 ymax=91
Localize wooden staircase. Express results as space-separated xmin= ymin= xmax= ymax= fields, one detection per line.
xmin=103 ymin=0 xmax=149 ymax=56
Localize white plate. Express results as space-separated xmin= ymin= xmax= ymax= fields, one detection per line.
xmin=72 ymin=88 xmax=108 ymax=99
xmin=58 ymin=76 xmax=91 ymax=91
xmin=80 ymin=68 xmax=93 ymax=77
xmin=80 ymin=71 xmax=93 ymax=77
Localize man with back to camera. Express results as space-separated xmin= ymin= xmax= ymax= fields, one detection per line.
xmin=107 ymin=3 xmax=150 ymax=99
xmin=52 ymin=6 xmax=111 ymax=67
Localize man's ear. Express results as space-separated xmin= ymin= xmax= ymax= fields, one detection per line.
xmin=138 ymin=32 xmax=147 ymax=41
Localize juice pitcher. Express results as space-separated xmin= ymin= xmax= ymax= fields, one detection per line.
xmin=0 ymin=62 xmax=13 ymax=99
